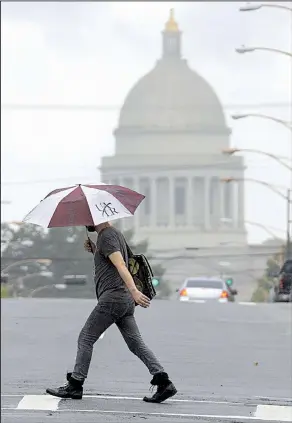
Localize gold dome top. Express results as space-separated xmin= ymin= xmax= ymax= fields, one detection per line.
xmin=165 ymin=8 xmax=179 ymax=32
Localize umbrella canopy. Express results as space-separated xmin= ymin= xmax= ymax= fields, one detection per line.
xmin=23 ymin=184 xmax=145 ymax=228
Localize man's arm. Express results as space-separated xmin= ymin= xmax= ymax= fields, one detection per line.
xmin=108 ymin=251 xmax=150 ymax=308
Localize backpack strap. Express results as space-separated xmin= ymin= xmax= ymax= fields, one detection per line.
xmin=125 ymin=241 xmax=134 ymax=258
xmin=141 ymin=254 xmax=154 ymax=277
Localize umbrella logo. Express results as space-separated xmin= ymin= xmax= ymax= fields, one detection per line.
xmin=95 ymin=202 xmax=119 ymax=217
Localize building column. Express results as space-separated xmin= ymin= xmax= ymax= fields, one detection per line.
xmin=150 ymin=177 xmax=156 ymax=228
xmin=238 ymin=181 xmax=244 ymax=228
xmin=220 ymin=182 xmax=225 ymax=226
xmin=111 ymin=177 xmax=123 ymax=230
xmin=187 ymin=176 xmax=193 ymax=226
xmin=233 ymin=182 xmax=239 ymax=228
xmin=204 ymin=177 xmax=210 ymax=229
xmin=169 ymin=176 xmax=175 ymax=228
xmin=133 ymin=177 xmax=139 ymax=232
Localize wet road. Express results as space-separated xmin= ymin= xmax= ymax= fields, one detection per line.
xmin=1 ymin=298 xmax=292 ymax=422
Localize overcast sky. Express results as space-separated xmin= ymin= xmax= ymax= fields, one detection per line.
xmin=1 ymin=1 xmax=291 ymax=244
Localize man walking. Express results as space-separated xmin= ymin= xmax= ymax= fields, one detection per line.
xmin=46 ymin=222 xmax=177 ymax=403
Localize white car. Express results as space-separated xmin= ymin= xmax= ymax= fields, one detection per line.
xmin=178 ymin=277 xmax=230 ymax=303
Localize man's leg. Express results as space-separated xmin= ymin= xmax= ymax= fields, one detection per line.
xmin=46 ymin=302 xmax=115 ymax=399
xmin=72 ymin=302 xmax=115 ymax=381
xmin=116 ymin=314 xmax=177 ymax=403
xmin=116 ymin=313 xmax=163 ymax=374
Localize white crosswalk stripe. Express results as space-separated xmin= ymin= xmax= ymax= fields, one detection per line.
xmin=1 ymin=394 xmax=292 ymax=421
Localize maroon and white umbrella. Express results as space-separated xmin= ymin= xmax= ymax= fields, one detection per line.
xmin=23 ymin=184 xmax=145 ymax=228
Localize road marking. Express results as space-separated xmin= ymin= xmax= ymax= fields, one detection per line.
xmin=16 ymin=395 xmax=61 ymax=411
xmin=238 ymin=302 xmax=257 ymax=306
xmin=82 ymin=394 xmax=236 ymax=404
xmin=0 ymin=408 xmax=259 ymax=420
xmin=3 ymin=396 xmax=292 ymax=421
xmin=1 ymin=394 xmax=239 ymax=405
xmin=255 ymin=405 xmax=292 ymax=421
xmin=2 ymin=394 xmax=292 ymax=407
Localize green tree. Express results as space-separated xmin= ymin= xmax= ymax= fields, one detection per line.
xmin=1 ymin=223 xmax=95 ymax=298
xmin=1 ymin=284 xmax=11 ymax=298
xmin=251 ymin=243 xmax=289 ymax=302
xmin=123 ymin=229 xmax=172 ymax=299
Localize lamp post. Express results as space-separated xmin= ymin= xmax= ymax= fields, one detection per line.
xmin=222 ymin=147 xmax=292 ymax=172
xmin=1 ymin=258 xmax=52 ymax=275
xmin=239 ymin=3 xmax=292 ymax=13
xmin=230 ymin=113 xmax=292 ymax=191
xmin=29 ymin=284 xmax=67 ymax=297
xmin=235 ymin=3 xmax=292 ymax=193
xmin=235 ymin=45 xmax=292 ymax=58
xmin=231 ymin=113 xmax=292 ymax=130
xmin=221 ymin=177 xmax=292 ymax=259
xmin=29 ymin=276 xmax=87 ymax=297
xmin=223 ymin=148 xmax=292 ymax=245
xmin=220 ymin=217 xmax=284 ymax=240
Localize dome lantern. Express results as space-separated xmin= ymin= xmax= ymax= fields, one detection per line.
xmin=164 ymin=8 xmax=179 ymax=32
xmin=162 ymin=9 xmax=181 ymax=59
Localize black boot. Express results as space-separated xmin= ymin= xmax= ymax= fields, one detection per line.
xmin=143 ymin=372 xmax=177 ymax=403
xmin=46 ymin=373 xmax=83 ymax=399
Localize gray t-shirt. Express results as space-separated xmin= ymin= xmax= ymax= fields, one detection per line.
xmin=94 ymin=226 xmax=132 ymax=301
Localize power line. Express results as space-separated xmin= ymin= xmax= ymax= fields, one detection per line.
xmin=1 ymin=102 xmax=291 ymax=111
xmin=0 ymin=159 xmax=257 ymax=186
xmin=1 ymin=158 xmax=290 ymax=187
xmin=1 ymin=176 xmax=97 ymax=186
xmin=0 ymin=251 xmax=282 ymax=260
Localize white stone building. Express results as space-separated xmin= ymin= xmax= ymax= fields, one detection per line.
xmin=100 ymin=10 xmax=247 ymax=253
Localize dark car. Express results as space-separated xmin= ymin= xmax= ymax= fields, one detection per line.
xmin=272 ymin=260 xmax=292 ymax=302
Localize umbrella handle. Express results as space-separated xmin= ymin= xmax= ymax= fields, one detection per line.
xmin=85 ymin=227 xmax=94 ymax=254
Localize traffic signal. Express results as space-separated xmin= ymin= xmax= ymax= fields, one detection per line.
xmin=152 ymin=277 xmax=160 ymax=287
xmin=225 ymin=278 xmax=233 ymax=287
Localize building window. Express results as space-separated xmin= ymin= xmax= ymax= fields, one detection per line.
xmin=192 ymin=177 xmax=205 ymax=226
xmin=138 ymin=178 xmax=150 ymax=227
xmin=156 ymin=177 xmax=170 ymax=226
xmin=175 ymin=177 xmax=187 ymax=226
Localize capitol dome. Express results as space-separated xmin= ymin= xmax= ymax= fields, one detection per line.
xmin=116 ymin=10 xmax=228 ymax=135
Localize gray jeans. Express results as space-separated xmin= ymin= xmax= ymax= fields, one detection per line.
xmin=72 ymin=299 xmax=164 ymax=381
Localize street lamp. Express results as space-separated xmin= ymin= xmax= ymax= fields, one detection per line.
xmin=239 ymin=3 xmax=292 ymax=13
xmin=220 ymin=217 xmax=284 ymax=240
xmin=236 ymin=45 xmax=292 ymax=58
xmin=29 ymin=276 xmax=87 ymax=297
xmin=222 ymin=148 xmax=292 ymax=171
xmin=230 ymin=113 xmax=292 ymax=191
xmin=231 ymin=113 xmax=292 ymax=130
xmin=221 ymin=177 xmax=292 ymax=258
xmin=1 ymin=258 xmax=52 ymax=275
xmin=221 ymin=177 xmax=289 ymax=200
